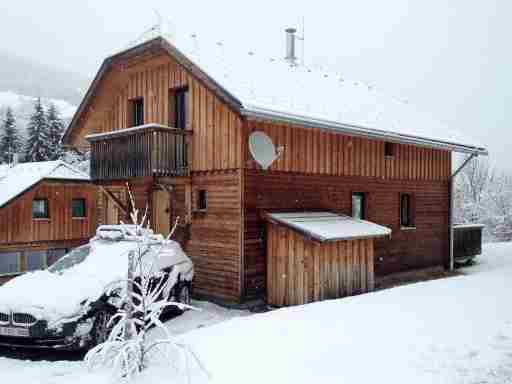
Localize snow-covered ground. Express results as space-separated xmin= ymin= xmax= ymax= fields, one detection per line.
xmin=1 ymin=243 xmax=511 ymax=383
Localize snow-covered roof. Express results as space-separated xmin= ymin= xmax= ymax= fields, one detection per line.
xmin=64 ymin=35 xmax=487 ymax=155
xmin=0 ymin=161 xmax=89 ymax=208
xmin=266 ymin=212 xmax=391 ymax=242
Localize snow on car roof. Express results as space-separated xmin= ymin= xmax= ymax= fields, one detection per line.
xmin=266 ymin=211 xmax=391 ymax=242
xmin=0 ymin=161 xmax=89 ymax=208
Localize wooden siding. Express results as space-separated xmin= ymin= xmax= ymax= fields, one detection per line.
xmin=245 ymin=120 xmax=451 ymax=180
xmin=69 ymin=50 xmax=243 ymax=172
xmin=267 ymin=224 xmax=374 ymax=306
xmin=0 ymin=181 xmax=97 ymax=246
xmin=244 ymin=170 xmax=449 ymax=299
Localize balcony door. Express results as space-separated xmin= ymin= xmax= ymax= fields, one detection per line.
xmin=152 ymin=189 xmax=171 ymax=237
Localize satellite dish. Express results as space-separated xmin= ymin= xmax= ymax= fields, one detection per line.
xmin=248 ymin=131 xmax=284 ymax=170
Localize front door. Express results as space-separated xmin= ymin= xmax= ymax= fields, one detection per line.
xmin=152 ymin=189 xmax=171 ymax=237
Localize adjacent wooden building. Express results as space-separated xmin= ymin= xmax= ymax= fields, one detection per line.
xmin=0 ymin=161 xmax=97 ymax=284
xmin=62 ymin=34 xmax=487 ymax=305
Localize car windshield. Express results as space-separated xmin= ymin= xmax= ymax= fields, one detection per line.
xmin=48 ymin=245 xmax=91 ymax=274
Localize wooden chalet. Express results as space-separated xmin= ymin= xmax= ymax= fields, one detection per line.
xmin=62 ymin=31 xmax=487 ymax=305
xmin=0 ymin=161 xmax=97 ymax=284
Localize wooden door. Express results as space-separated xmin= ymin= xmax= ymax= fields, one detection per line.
xmin=152 ymin=189 xmax=171 ymax=236
xmin=105 ymin=193 xmax=119 ymax=225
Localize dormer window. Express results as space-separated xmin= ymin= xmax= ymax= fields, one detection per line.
xmin=129 ymin=98 xmax=144 ymax=127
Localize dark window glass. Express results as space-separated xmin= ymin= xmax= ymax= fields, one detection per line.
xmin=175 ymin=88 xmax=188 ymax=129
xmin=72 ymin=198 xmax=87 ymax=218
xmin=385 ymin=142 xmax=395 ymax=157
xmin=26 ymin=250 xmax=47 ymax=271
xmin=130 ymin=98 xmax=144 ymax=126
xmin=400 ymin=193 xmax=414 ymax=227
xmin=197 ymin=190 xmax=208 ymax=211
xmin=47 ymin=249 xmax=67 ymax=267
xmin=0 ymin=252 xmax=21 ymax=275
xmin=32 ymin=198 xmax=49 ymax=219
xmin=352 ymin=192 xmax=366 ymax=220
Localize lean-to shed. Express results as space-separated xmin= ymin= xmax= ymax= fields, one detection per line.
xmin=265 ymin=212 xmax=391 ymax=306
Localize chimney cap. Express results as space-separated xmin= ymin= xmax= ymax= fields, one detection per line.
xmin=285 ymin=27 xmax=297 ymax=33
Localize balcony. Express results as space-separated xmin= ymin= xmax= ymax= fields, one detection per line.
xmin=87 ymin=124 xmax=191 ymax=181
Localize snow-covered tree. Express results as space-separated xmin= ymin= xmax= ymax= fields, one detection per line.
xmin=60 ymin=149 xmax=90 ymax=174
xmin=0 ymin=107 xmax=22 ymax=164
xmin=25 ymin=98 xmax=51 ymax=162
xmin=85 ymin=185 xmax=206 ymax=381
xmin=46 ymin=103 xmax=65 ymax=160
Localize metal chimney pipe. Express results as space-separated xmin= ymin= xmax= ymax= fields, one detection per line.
xmin=285 ymin=28 xmax=297 ymax=65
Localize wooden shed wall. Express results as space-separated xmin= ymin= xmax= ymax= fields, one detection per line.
xmin=244 ymin=170 xmax=449 ymax=299
xmin=0 ymin=181 xmax=98 ymax=246
xmin=68 ymin=51 xmax=243 ymax=172
xmin=244 ymin=120 xmax=451 ymax=180
xmin=266 ymin=223 xmax=374 ymax=306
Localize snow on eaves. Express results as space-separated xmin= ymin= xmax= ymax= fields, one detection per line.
xmin=267 ymin=211 xmax=391 ymax=242
xmin=0 ymin=161 xmax=89 ymax=208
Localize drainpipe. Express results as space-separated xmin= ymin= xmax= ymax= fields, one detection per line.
xmin=449 ymin=153 xmax=477 ymax=270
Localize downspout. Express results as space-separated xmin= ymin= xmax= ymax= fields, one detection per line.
xmin=449 ymin=153 xmax=478 ymax=270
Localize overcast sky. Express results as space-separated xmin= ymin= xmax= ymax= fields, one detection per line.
xmin=1 ymin=0 xmax=510 ymax=169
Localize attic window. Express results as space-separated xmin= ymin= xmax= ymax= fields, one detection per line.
xmin=197 ymin=190 xmax=208 ymax=211
xmin=385 ymin=142 xmax=395 ymax=157
xmin=129 ymin=98 xmax=144 ymax=127
xmin=169 ymin=87 xmax=188 ymax=129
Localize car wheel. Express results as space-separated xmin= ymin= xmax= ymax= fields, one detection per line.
xmin=178 ymin=284 xmax=191 ymax=306
xmin=91 ymin=310 xmax=112 ymax=345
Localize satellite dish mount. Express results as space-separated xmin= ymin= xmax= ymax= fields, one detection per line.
xmin=248 ymin=131 xmax=284 ymax=171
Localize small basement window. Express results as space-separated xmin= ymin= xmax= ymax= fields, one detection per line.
xmin=400 ymin=193 xmax=415 ymax=228
xmin=352 ymin=192 xmax=366 ymax=220
xmin=129 ymin=98 xmax=144 ymax=126
xmin=32 ymin=198 xmax=49 ymax=219
xmin=72 ymin=198 xmax=87 ymax=218
xmin=197 ymin=190 xmax=208 ymax=211
xmin=0 ymin=252 xmax=21 ymax=275
xmin=385 ymin=142 xmax=395 ymax=157
xmin=26 ymin=250 xmax=47 ymax=272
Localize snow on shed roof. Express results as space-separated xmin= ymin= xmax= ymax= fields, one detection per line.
xmin=0 ymin=161 xmax=89 ymax=208
xmin=266 ymin=212 xmax=391 ymax=242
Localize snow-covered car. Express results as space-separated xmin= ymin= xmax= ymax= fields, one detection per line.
xmin=0 ymin=225 xmax=193 ymax=351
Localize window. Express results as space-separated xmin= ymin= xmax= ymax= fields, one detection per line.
xmin=129 ymin=98 xmax=144 ymax=126
xmin=26 ymin=250 xmax=47 ymax=272
xmin=47 ymin=249 xmax=67 ymax=267
xmin=32 ymin=198 xmax=49 ymax=219
xmin=170 ymin=88 xmax=188 ymax=129
xmin=0 ymin=252 xmax=21 ymax=275
xmin=400 ymin=193 xmax=415 ymax=228
xmin=197 ymin=190 xmax=208 ymax=211
xmin=385 ymin=142 xmax=395 ymax=157
xmin=352 ymin=192 xmax=366 ymax=220
xmin=72 ymin=198 xmax=87 ymax=218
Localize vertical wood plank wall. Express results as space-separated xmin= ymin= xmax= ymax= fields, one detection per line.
xmin=266 ymin=223 xmax=374 ymax=306
xmin=245 ymin=120 xmax=451 ymax=180
xmin=70 ymin=51 xmax=243 ymax=172
xmin=0 ymin=181 xmax=98 ymax=245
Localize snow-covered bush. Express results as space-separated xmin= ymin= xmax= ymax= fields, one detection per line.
xmin=85 ymin=185 xmax=205 ymax=381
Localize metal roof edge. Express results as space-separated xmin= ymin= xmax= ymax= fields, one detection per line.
xmin=241 ymin=104 xmax=488 ymax=155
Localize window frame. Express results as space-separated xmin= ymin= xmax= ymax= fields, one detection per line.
xmin=351 ymin=192 xmax=366 ymax=220
xmin=32 ymin=198 xmax=49 ymax=220
xmin=129 ymin=97 xmax=144 ymax=127
xmin=72 ymin=198 xmax=87 ymax=219
xmin=170 ymin=87 xmax=188 ymax=130
xmin=196 ymin=189 xmax=208 ymax=212
xmin=385 ymin=142 xmax=395 ymax=158
xmin=400 ymin=193 xmax=415 ymax=229
xmin=0 ymin=251 xmax=22 ymax=277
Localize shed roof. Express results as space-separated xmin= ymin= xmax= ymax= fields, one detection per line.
xmin=64 ymin=35 xmax=487 ymax=155
xmin=0 ymin=161 xmax=89 ymax=209
xmin=266 ymin=212 xmax=391 ymax=242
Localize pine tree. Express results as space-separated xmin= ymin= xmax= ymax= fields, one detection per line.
xmin=25 ymin=98 xmax=51 ymax=162
xmin=46 ymin=103 xmax=65 ymax=160
xmin=0 ymin=107 xmax=22 ymax=163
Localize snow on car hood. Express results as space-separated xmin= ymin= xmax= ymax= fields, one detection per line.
xmin=0 ymin=240 xmax=137 ymax=325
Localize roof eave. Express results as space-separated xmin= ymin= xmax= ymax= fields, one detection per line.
xmin=241 ymin=104 xmax=488 ymax=156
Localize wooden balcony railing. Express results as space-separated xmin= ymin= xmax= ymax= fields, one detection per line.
xmin=87 ymin=124 xmax=191 ymax=181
